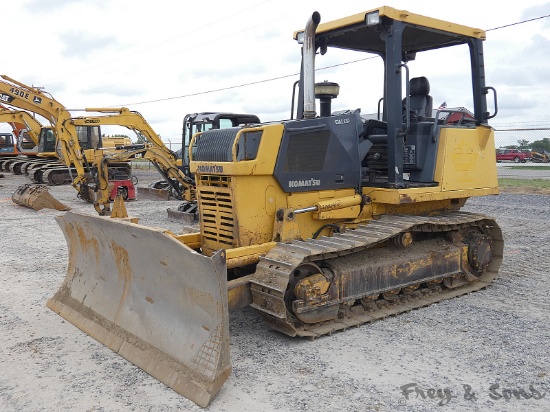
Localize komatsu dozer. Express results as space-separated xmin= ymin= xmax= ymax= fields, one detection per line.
xmin=47 ymin=6 xmax=503 ymax=407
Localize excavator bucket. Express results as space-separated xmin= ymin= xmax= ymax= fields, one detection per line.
xmin=12 ymin=184 xmax=70 ymax=211
xmin=46 ymin=211 xmax=231 ymax=407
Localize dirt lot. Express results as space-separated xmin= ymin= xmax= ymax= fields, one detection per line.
xmin=1 ymin=170 xmax=549 ymax=412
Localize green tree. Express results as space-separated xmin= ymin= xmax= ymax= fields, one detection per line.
xmin=135 ymin=132 xmax=146 ymax=144
xmin=529 ymin=137 xmax=550 ymax=152
xmin=517 ymin=139 xmax=529 ymax=148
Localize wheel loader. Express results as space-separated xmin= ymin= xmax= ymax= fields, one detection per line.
xmin=46 ymin=6 xmax=503 ymax=407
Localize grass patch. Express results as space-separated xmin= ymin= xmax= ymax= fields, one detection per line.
xmin=499 ymin=178 xmax=550 ymax=195
xmin=499 ymin=178 xmax=550 ymax=188
xmin=503 ymin=165 xmax=550 ymax=170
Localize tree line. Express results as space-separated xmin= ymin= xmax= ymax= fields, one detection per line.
xmin=503 ymin=138 xmax=550 ymax=153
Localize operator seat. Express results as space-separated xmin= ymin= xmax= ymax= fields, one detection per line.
xmin=405 ymin=76 xmax=433 ymax=120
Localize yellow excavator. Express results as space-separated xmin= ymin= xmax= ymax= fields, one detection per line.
xmin=67 ymin=107 xmax=197 ymax=212
xmin=0 ymin=108 xmax=72 ymax=178
xmin=0 ymin=77 xmax=136 ymax=206
xmin=21 ymin=126 xmax=131 ymax=184
xmin=47 ymin=6 xmax=503 ymax=407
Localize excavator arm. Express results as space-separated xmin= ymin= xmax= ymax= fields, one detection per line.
xmin=0 ymin=75 xmax=119 ymax=214
xmin=0 ymin=75 xmax=90 ymax=178
xmin=0 ymin=104 xmax=43 ymax=145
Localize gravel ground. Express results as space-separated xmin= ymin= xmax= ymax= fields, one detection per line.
xmin=0 ymin=170 xmax=549 ymax=412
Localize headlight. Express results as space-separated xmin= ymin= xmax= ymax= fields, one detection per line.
xmin=365 ymin=11 xmax=380 ymax=26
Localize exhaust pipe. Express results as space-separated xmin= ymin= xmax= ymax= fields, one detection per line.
xmin=303 ymin=12 xmax=321 ymax=119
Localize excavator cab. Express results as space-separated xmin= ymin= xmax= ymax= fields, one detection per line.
xmin=53 ymin=125 xmax=101 ymax=161
xmin=0 ymin=104 xmax=39 ymax=158
xmin=36 ymin=127 xmax=56 ymax=156
xmin=17 ymin=130 xmax=38 ymax=153
xmin=0 ymin=132 xmax=15 ymax=155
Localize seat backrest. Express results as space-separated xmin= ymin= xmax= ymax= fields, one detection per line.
xmin=407 ymin=76 xmax=433 ymax=119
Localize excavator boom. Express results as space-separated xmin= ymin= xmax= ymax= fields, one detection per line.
xmin=0 ymin=76 xmax=92 ymax=210
xmin=0 ymin=104 xmax=42 ymax=145
xmin=0 ymin=105 xmax=42 ymax=166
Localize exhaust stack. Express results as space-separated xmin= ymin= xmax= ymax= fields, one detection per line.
xmin=303 ymin=12 xmax=321 ymax=119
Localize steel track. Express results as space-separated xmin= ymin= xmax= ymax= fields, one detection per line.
xmin=250 ymin=211 xmax=503 ymax=338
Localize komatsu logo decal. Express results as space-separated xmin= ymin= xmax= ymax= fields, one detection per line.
xmin=197 ymin=165 xmax=224 ymax=174
xmin=288 ymin=178 xmax=321 ymax=188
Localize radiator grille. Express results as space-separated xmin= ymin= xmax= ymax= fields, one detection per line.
xmin=198 ymin=177 xmax=234 ymax=250
xmin=194 ymin=129 xmax=239 ymax=162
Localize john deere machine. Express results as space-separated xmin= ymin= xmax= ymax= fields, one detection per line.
xmin=47 ymin=6 xmax=502 ymax=407
xmin=0 ymin=77 xmax=140 ymax=212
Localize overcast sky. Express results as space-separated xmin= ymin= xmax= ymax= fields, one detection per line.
xmin=2 ymin=0 xmax=550 ymax=148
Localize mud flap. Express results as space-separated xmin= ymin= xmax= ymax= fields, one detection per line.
xmin=12 ymin=184 xmax=70 ymax=211
xmin=47 ymin=211 xmax=231 ymax=407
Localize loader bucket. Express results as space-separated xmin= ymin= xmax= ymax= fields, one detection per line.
xmin=47 ymin=211 xmax=231 ymax=407
xmin=12 ymin=184 xmax=70 ymax=211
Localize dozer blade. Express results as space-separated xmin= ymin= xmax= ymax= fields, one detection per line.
xmin=11 ymin=184 xmax=70 ymax=211
xmin=47 ymin=211 xmax=231 ymax=407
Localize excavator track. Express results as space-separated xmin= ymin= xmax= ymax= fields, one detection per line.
xmin=250 ymin=211 xmax=503 ymax=338
xmin=34 ymin=163 xmax=132 ymax=185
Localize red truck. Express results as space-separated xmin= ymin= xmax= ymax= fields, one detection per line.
xmin=496 ymin=149 xmax=531 ymax=163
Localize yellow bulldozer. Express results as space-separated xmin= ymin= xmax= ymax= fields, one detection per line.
xmin=46 ymin=6 xmax=503 ymax=407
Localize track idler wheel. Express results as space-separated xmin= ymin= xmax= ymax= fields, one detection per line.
xmin=467 ymin=234 xmax=493 ymax=271
xmin=287 ymin=263 xmax=339 ymax=324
